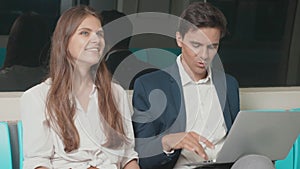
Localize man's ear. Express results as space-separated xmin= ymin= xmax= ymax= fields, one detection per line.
xmin=176 ymin=32 xmax=183 ymax=47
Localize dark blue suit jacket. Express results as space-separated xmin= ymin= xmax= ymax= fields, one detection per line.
xmin=132 ymin=63 xmax=240 ymax=169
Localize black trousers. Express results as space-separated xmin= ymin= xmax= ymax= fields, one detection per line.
xmin=194 ymin=163 xmax=234 ymax=169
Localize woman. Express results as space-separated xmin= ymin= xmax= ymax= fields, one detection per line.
xmin=21 ymin=6 xmax=139 ymax=169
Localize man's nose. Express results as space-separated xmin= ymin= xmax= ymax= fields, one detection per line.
xmin=196 ymin=47 xmax=209 ymax=60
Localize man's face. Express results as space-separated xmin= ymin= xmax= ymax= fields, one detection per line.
xmin=176 ymin=27 xmax=221 ymax=81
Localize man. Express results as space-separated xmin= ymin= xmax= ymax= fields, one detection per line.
xmin=132 ymin=2 xmax=274 ymax=169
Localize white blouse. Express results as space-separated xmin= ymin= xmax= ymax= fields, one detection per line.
xmin=20 ymin=79 xmax=138 ymax=169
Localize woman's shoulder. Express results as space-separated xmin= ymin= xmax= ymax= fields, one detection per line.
xmin=22 ymin=78 xmax=51 ymax=99
xmin=111 ymin=82 xmax=126 ymax=92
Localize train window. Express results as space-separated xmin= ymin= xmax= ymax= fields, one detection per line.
xmin=0 ymin=0 xmax=60 ymax=35
xmin=207 ymin=0 xmax=299 ymax=87
xmin=0 ymin=0 xmax=299 ymax=87
xmin=122 ymin=0 xmax=299 ymax=87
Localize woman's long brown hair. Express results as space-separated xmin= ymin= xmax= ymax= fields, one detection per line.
xmin=46 ymin=5 xmax=127 ymax=152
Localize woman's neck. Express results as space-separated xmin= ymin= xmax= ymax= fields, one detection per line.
xmin=73 ymin=68 xmax=93 ymax=95
xmin=73 ymin=71 xmax=94 ymax=112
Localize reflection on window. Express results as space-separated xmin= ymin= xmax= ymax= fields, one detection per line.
xmin=0 ymin=0 xmax=60 ymax=35
xmin=209 ymin=0 xmax=296 ymax=87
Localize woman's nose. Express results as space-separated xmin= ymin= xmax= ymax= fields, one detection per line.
xmin=90 ymin=32 xmax=101 ymax=43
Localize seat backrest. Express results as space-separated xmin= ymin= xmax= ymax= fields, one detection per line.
xmin=0 ymin=92 xmax=23 ymax=121
xmin=0 ymin=121 xmax=13 ymax=169
xmin=240 ymin=87 xmax=300 ymax=110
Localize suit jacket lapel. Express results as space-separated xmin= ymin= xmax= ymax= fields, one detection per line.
xmin=164 ymin=64 xmax=186 ymax=132
xmin=165 ymin=65 xmax=182 ymax=111
xmin=212 ymin=69 xmax=233 ymax=130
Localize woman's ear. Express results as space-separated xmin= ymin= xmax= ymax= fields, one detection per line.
xmin=176 ymin=32 xmax=183 ymax=48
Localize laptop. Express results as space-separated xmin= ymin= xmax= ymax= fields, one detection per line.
xmin=184 ymin=110 xmax=300 ymax=168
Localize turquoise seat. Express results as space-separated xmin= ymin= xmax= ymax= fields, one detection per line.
xmin=295 ymin=137 xmax=300 ymax=169
xmin=290 ymin=108 xmax=300 ymax=169
xmin=17 ymin=121 xmax=23 ymax=169
xmin=243 ymin=109 xmax=286 ymax=112
xmin=0 ymin=122 xmax=13 ymax=169
xmin=275 ymin=148 xmax=294 ymax=169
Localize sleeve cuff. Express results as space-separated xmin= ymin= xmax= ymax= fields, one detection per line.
xmin=163 ymin=149 xmax=175 ymax=156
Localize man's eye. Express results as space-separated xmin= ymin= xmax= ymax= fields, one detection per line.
xmin=208 ymin=45 xmax=218 ymax=50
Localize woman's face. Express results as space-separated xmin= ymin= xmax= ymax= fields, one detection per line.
xmin=68 ymin=15 xmax=105 ymax=68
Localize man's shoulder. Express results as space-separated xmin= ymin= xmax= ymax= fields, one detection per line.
xmin=139 ymin=63 xmax=179 ymax=79
xmin=137 ymin=69 xmax=172 ymax=82
xmin=225 ymin=73 xmax=239 ymax=86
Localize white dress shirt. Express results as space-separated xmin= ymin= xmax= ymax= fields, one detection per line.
xmin=174 ymin=55 xmax=227 ymax=168
xmin=21 ymin=79 xmax=138 ymax=169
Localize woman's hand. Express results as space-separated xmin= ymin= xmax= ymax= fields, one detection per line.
xmin=123 ymin=159 xmax=140 ymax=169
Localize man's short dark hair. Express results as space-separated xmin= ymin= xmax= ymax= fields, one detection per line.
xmin=178 ymin=2 xmax=227 ymax=38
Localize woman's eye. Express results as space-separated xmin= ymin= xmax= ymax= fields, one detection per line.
xmin=191 ymin=42 xmax=200 ymax=48
xmin=80 ymin=31 xmax=89 ymax=36
xmin=96 ymin=31 xmax=104 ymax=37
